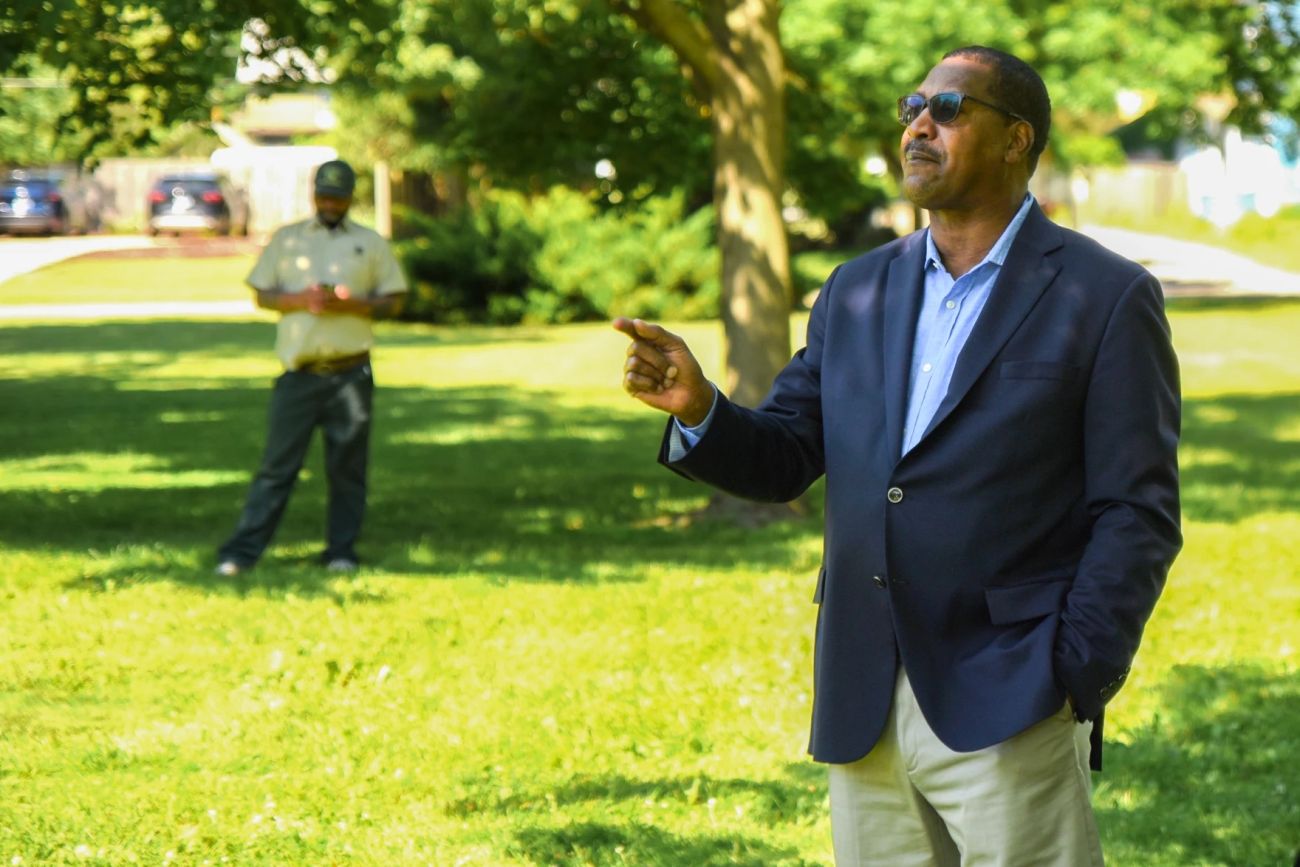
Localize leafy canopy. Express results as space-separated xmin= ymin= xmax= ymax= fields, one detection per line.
xmin=5 ymin=0 xmax=1298 ymax=193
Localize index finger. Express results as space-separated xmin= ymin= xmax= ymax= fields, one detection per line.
xmin=611 ymin=317 xmax=673 ymax=345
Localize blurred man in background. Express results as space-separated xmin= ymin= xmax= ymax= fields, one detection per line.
xmin=216 ymin=159 xmax=407 ymax=576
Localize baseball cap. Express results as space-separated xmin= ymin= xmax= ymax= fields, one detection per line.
xmin=314 ymin=159 xmax=356 ymax=197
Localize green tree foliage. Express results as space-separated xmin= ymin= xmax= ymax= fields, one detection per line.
xmin=350 ymin=0 xmax=796 ymax=403
xmin=365 ymin=0 xmax=887 ymax=231
xmin=354 ymin=0 xmax=713 ymax=204
xmin=0 ymin=0 xmax=398 ymax=158
xmin=396 ymin=186 xmax=718 ymax=324
xmin=782 ymin=0 xmax=1300 ymax=173
xmin=0 ymin=61 xmax=86 ymax=165
xmin=5 ymin=0 xmax=1299 ymax=180
xmin=7 ymin=0 xmax=1300 ymax=347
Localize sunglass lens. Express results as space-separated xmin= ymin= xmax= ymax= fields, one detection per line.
xmin=931 ymin=93 xmax=962 ymax=123
xmin=898 ymin=94 xmax=926 ymax=125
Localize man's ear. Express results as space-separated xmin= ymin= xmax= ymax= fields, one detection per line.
xmin=1005 ymin=120 xmax=1035 ymax=166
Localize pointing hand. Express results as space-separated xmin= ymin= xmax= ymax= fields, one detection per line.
xmin=612 ymin=317 xmax=713 ymax=426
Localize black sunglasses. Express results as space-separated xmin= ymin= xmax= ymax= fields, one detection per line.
xmin=897 ymin=91 xmax=1026 ymax=126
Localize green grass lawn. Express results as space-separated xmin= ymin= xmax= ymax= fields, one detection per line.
xmin=0 ymin=259 xmax=1298 ymax=865
xmin=0 ymin=255 xmax=257 ymax=306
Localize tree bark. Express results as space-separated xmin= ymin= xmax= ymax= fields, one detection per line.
xmin=618 ymin=0 xmax=792 ymax=408
xmin=705 ymin=0 xmax=791 ymax=408
xmin=619 ymin=0 xmax=800 ymax=525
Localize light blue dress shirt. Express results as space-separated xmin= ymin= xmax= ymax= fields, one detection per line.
xmin=673 ymin=194 xmax=1035 ymax=460
xmin=900 ymin=194 xmax=1033 ymax=455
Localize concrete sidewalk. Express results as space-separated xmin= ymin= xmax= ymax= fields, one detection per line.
xmin=1080 ymin=225 xmax=1300 ymax=296
xmin=0 ymin=299 xmax=257 ymax=321
xmin=0 ymin=234 xmax=258 ymax=320
xmin=2 ymin=225 xmax=1297 ymax=323
xmin=0 ymin=234 xmax=161 ymax=285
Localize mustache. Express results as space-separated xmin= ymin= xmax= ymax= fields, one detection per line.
xmin=905 ymin=142 xmax=940 ymax=160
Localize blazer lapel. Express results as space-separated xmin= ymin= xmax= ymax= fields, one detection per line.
xmin=917 ymin=205 xmax=1065 ymax=443
xmin=883 ymin=233 xmax=927 ymax=462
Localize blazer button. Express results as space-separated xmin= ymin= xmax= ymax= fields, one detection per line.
xmin=886 ymin=486 xmax=904 ymax=503
xmin=872 ymin=574 xmax=887 ymax=588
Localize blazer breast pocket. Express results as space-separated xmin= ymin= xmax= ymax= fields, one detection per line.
xmin=1000 ymin=360 xmax=1080 ymax=381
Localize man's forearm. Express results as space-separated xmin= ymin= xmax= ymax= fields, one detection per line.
xmin=253 ymin=289 xmax=406 ymax=319
xmin=321 ymin=293 xmax=406 ymax=319
xmin=255 ymin=289 xmax=309 ymax=312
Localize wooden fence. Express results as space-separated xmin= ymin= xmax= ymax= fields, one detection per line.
xmin=93 ymin=146 xmax=337 ymax=238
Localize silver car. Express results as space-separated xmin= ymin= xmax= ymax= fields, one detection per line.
xmin=147 ymin=172 xmax=249 ymax=236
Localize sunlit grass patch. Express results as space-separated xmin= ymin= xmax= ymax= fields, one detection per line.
xmin=0 ymin=293 xmax=1297 ymax=863
xmin=0 ymin=452 xmax=243 ymax=491
xmin=0 ymin=255 xmax=257 ymax=306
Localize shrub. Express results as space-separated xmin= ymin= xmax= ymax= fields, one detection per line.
xmin=395 ymin=188 xmax=718 ymax=324
xmin=393 ymin=197 xmax=541 ymax=324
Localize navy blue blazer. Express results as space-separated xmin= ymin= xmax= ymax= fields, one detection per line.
xmin=661 ymin=203 xmax=1181 ymax=765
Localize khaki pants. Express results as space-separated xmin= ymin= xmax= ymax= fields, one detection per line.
xmin=828 ymin=670 xmax=1103 ymax=867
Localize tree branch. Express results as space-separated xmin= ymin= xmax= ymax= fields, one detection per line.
xmin=609 ymin=0 xmax=720 ymax=93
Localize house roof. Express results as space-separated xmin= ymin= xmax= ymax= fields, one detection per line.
xmin=230 ymin=93 xmax=336 ymax=138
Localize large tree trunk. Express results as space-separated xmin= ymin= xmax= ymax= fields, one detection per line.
xmin=619 ymin=0 xmax=792 ymax=407
xmin=621 ymin=0 xmax=801 ymax=524
xmin=706 ymin=1 xmax=791 ymax=408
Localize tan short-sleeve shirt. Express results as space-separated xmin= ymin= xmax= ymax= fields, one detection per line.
xmin=247 ymin=216 xmax=407 ymax=370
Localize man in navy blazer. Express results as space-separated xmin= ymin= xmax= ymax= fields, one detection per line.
xmin=616 ymin=46 xmax=1180 ymax=864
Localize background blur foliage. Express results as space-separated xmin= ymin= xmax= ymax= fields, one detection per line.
xmin=0 ymin=0 xmax=398 ymax=155
xmin=6 ymin=0 xmax=1300 ymax=323
xmin=394 ymin=186 xmax=718 ymax=325
xmin=369 ymin=0 xmax=715 ymax=208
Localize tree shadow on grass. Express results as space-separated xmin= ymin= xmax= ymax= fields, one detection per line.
xmin=27 ymin=323 xmax=1300 ymax=597
xmin=436 ymin=663 xmax=1300 ymax=867
xmin=445 ymin=763 xmax=828 ymax=866
xmin=448 ymin=764 xmax=826 ymax=824
xmin=6 ymin=315 xmax=1299 ymax=598
xmin=0 ymin=319 xmax=822 ymax=597
xmin=509 ymin=821 xmax=823 ymax=867
xmin=0 ymin=318 xmax=278 ymax=359
xmin=0 ymin=317 xmax=538 ymax=359
xmin=1097 ymin=663 xmax=1300 ymax=865
xmin=1180 ymin=392 xmax=1300 ymax=522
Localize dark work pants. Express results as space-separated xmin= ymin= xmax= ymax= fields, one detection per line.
xmin=217 ymin=363 xmax=374 ymax=566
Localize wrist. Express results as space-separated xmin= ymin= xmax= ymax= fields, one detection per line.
xmin=675 ymin=388 xmax=714 ymax=428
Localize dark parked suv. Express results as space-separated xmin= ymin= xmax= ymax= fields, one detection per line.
xmin=147 ymin=172 xmax=248 ymax=236
xmin=0 ymin=169 xmax=101 ymax=235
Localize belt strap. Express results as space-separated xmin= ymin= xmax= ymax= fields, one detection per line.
xmin=295 ymin=351 xmax=370 ymax=375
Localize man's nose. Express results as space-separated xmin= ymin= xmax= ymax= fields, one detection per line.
xmin=906 ymin=108 xmax=937 ymax=138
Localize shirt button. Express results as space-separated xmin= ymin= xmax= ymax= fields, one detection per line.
xmin=946 ymin=300 xmax=956 ymax=309
xmin=872 ymin=575 xmax=887 ymax=588
xmin=921 ymin=363 xmax=933 ymax=373
xmin=887 ymin=487 xmax=904 ymax=503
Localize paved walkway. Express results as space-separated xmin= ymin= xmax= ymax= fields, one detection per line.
xmin=2 ymin=225 xmax=1297 ymax=322
xmin=1079 ymin=225 xmax=1300 ymax=296
xmin=0 ymin=234 xmax=161 ymax=284
xmin=0 ymin=299 xmax=256 ymax=320
xmin=0 ymin=234 xmax=259 ymax=320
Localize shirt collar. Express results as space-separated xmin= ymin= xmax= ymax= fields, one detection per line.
xmin=924 ymin=193 xmax=1035 ymax=274
xmin=309 ymin=215 xmax=353 ymax=234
